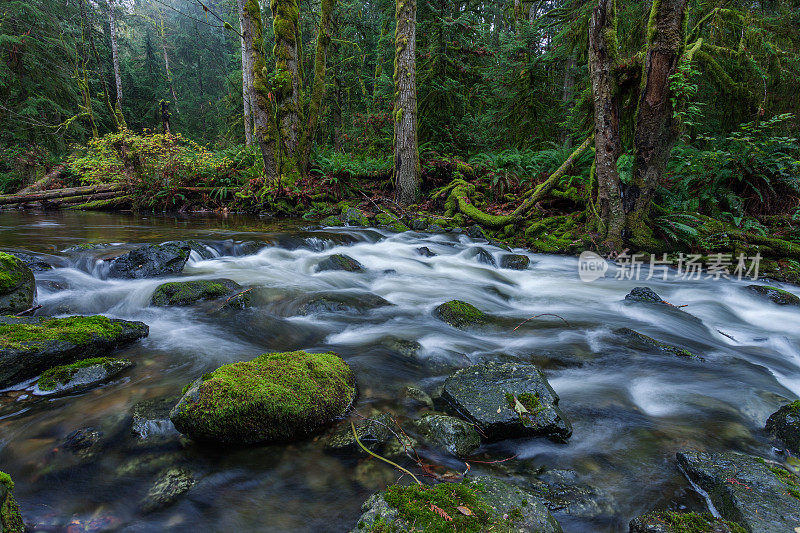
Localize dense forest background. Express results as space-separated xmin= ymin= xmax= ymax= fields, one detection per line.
xmin=1 ymin=0 xmax=799 ymax=255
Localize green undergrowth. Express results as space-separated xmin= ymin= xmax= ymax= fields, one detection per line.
xmin=0 ymin=315 xmax=123 ymax=351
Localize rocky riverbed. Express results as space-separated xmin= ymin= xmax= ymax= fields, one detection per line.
xmin=1 ymin=210 xmax=800 ymax=532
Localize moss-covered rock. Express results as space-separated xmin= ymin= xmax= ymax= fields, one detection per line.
xmin=746 ymin=285 xmax=800 ymax=306
xmin=344 ymin=208 xmax=370 ymax=227
xmin=0 ymin=315 xmax=148 ymax=388
xmin=766 ymin=401 xmax=800 ymax=454
xmin=677 ymin=450 xmax=800 ymax=532
xmin=411 ymin=413 xmax=480 ymax=457
xmin=0 ymin=252 xmax=35 ymax=315
xmin=0 ymin=471 xmax=24 ymax=533
xmin=35 ymin=357 xmax=133 ymax=395
xmin=351 ymin=477 xmax=562 ymax=533
xmin=387 ymin=222 xmax=411 ymax=233
xmin=440 ymin=362 xmax=572 ymax=442
xmin=433 ymin=300 xmax=487 ymax=329
xmin=108 ymin=242 xmax=191 ymax=279
xmin=316 ymin=253 xmax=366 ymax=273
xmin=321 ymin=215 xmax=344 ymax=226
xmin=4 ymin=251 xmax=53 ymax=272
xmin=170 ymin=351 xmax=357 ymax=445
xmin=467 ymin=224 xmax=488 ymax=240
xmin=629 ymin=511 xmax=746 ymax=532
xmin=499 ymin=254 xmax=530 ymax=270
xmin=140 ymin=467 xmax=195 ymax=513
xmin=615 ymin=328 xmax=699 ymax=359
xmin=151 ymin=279 xmax=241 ymax=307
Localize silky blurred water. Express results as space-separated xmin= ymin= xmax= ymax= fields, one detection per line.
xmin=1 ymin=211 xmax=799 ymax=532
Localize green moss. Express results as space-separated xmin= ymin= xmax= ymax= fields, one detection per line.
xmin=433 ymin=300 xmax=486 ymax=328
xmin=172 ymin=351 xmax=356 ymax=443
xmin=506 ymin=392 xmax=545 ymax=426
xmin=0 ymin=252 xmax=24 ymax=293
xmin=151 ymin=280 xmax=238 ymax=307
xmin=37 ymin=357 xmax=131 ymax=391
xmin=380 ymin=481 xmax=501 ymax=533
xmin=641 ymin=511 xmax=746 ymax=533
xmin=768 ymin=464 xmax=800 ymax=501
xmin=0 ymin=316 xmax=124 ymax=352
xmin=0 ymin=471 xmax=24 ymax=533
xmin=0 ymin=472 xmax=12 ymax=491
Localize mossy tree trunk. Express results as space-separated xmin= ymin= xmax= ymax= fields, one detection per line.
xmin=244 ymin=0 xmax=278 ymax=183
xmin=300 ymin=0 xmax=336 ymax=175
xmin=108 ymin=0 xmax=126 ymax=128
xmin=588 ymin=0 xmax=624 ymax=250
xmin=236 ymin=0 xmax=253 ymax=145
xmin=625 ymin=0 xmax=689 ymax=248
xmin=393 ymin=0 xmax=420 ymax=205
xmin=271 ymin=0 xmax=302 ymax=183
xmin=159 ymin=13 xmax=179 ymax=116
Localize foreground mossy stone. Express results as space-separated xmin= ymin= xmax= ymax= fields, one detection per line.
xmin=316 ymin=254 xmax=365 ymax=273
xmin=629 ymin=511 xmax=746 ymax=533
xmin=441 ymin=362 xmax=572 ymax=442
xmin=140 ymin=467 xmax=195 ymax=513
xmin=170 ymin=351 xmax=357 ymax=445
xmin=433 ymin=300 xmax=487 ymax=329
xmin=411 ymin=413 xmax=480 ymax=457
xmin=677 ymin=450 xmax=800 ymax=532
xmin=746 ymin=284 xmax=800 ymax=306
xmin=615 ymin=328 xmax=699 ymax=359
xmin=499 ymin=254 xmax=530 ymax=270
xmin=0 ymin=472 xmax=24 ymax=533
xmin=35 ymin=357 xmax=133 ymax=395
xmin=151 ymin=279 xmax=241 ymax=307
xmin=351 ymin=477 xmax=562 ymax=533
xmin=766 ymin=400 xmax=800 ymax=454
xmin=0 ymin=315 xmax=148 ymax=388
xmin=0 ymin=252 xmax=35 ymax=315
xmin=4 ymin=251 xmax=53 ymax=272
xmin=108 ymin=242 xmax=191 ymax=279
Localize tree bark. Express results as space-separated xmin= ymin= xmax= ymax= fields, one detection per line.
xmin=626 ymin=0 xmax=689 ymax=247
xmin=561 ymin=55 xmax=575 ymax=149
xmin=243 ymin=0 xmax=278 ymax=182
xmin=108 ymin=0 xmax=126 ymax=127
xmin=300 ymin=0 xmax=336 ymax=174
xmin=271 ymin=0 xmax=302 ymax=182
xmin=393 ymin=0 xmax=420 ymax=205
xmin=159 ymin=14 xmax=180 ymax=116
xmin=236 ymin=0 xmax=253 ymax=145
xmin=588 ymin=0 xmax=624 ymax=249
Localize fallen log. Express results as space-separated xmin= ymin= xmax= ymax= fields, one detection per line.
xmin=41 ymin=191 xmax=124 ymax=208
xmin=68 ymin=195 xmax=133 ymax=211
xmin=0 ymin=183 xmax=125 ymax=206
xmin=18 ymin=164 xmax=67 ymax=194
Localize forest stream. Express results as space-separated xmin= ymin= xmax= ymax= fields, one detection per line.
xmin=1 ymin=211 xmax=800 ymax=532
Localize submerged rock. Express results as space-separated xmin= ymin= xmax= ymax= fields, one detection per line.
xmin=403 ymin=386 xmax=434 ymax=410
xmin=746 ymin=284 xmax=800 ymax=306
xmin=433 ymin=300 xmax=487 ymax=329
xmin=131 ymin=397 xmax=181 ymax=441
xmin=170 ymin=351 xmax=356 ymax=445
xmin=0 ymin=472 xmax=24 ymax=533
xmin=0 ymin=315 xmax=148 ymax=389
xmin=440 ymin=362 xmax=572 ymax=442
xmin=471 ymin=247 xmax=497 ymax=267
xmin=34 ymin=357 xmax=133 ymax=395
xmin=766 ymin=400 xmax=800 ymax=454
xmin=140 ymin=467 xmax=195 ymax=513
xmin=351 ymin=477 xmax=562 ymax=533
xmin=614 ymin=328 xmax=699 ymax=359
xmin=108 ymin=242 xmax=191 ymax=279
xmin=676 ymin=450 xmax=800 ymax=533
xmin=629 ymin=511 xmax=746 ymax=533
xmin=316 ymin=253 xmax=365 ymax=273
xmin=326 ymin=413 xmax=414 ymax=460
xmin=4 ymin=250 xmax=54 ymax=272
xmin=528 ymin=469 xmax=615 ymax=521
xmin=411 ymin=413 xmax=480 ymax=457
xmin=416 ymin=246 xmax=436 ymax=257
xmin=0 ymin=252 xmax=35 ymax=315
xmin=295 ymin=291 xmax=392 ymax=315
xmin=61 ymin=427 xmax=105 ymax=459
xmin=379 ymin=337 xmax=422 ymax=359
xmin=151 ymin=279 xmax=241 ymax=307
xmin=499 ymin=254 xmax=530 ymax=270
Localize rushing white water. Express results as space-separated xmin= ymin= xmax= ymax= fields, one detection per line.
xmin=1 ymin=212 xmax=799 ymax=532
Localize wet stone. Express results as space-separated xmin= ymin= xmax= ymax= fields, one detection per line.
xmin=316 ymin=254 xmax=365 ymax=273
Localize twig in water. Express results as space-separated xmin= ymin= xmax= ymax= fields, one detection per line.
xmin=351 ymin=421 xmax=422 ymax=486
xmin=15 ymin=305 xmax=42 ymax=316
xmin=716 ymin=329 xmax=738 ymax=342
xmin=513 ymin=313 xmax=571 ymax=331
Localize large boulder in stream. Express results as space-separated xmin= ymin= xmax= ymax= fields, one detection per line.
xmin=629 ymin=511 xmax=746 ymax=533
xmin=746 ymin=284 xmax=800 ymax=306
xmin=0 ymin=315 xmax=148 ymax=388
xmin=351 ymin=477 xmax=562 ymax=533
xmin=0 ymin=472 xmax=24 ymax=533
xmin=316 ymin=253 xmax=365 ymax=273
xmin=151 ymin=279 xmax=242 ymax=306
xmin=676 ymin=450 xmax=800 ymax=532
xmin=0 ymin=252 xmax=35 ymax=315
xmin=34 ymin=357 xmax=133 ymax=395
xmin=170 ymin=351 xmax=356 ymax=445
xmin=108 ymin=242 xmax=191 ymax=279
xmin=440 ymin=362 xmax=572 ymax=442
xmin=765 ymin=400 xmax=800 ymax=454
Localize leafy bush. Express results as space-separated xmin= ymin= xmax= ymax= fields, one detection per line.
xmin=312 ymin=150 xmax=392 ymax=180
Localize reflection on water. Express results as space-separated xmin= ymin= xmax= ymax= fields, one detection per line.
xmin=1 ymin=211 xmax=799 ymax=532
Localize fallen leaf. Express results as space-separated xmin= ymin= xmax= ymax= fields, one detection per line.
xmin=512 ymin=396 xmax=529 ymax=415
xmin=456 ymin=506 xmax=473 ymax=516
xmin=430 ymin=503 xmax=453 ymax=521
